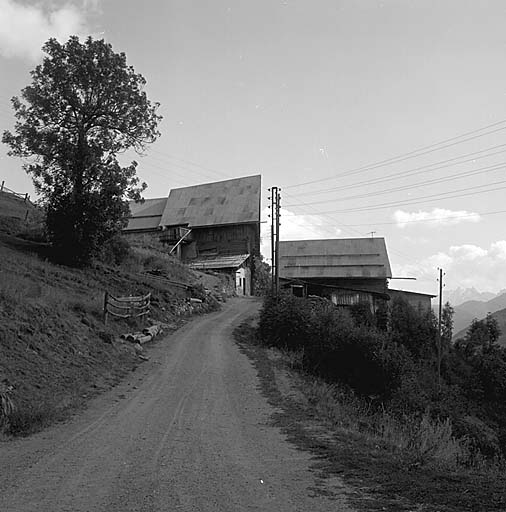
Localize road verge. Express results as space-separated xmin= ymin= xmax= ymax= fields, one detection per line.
xmin=234 ymin=317 xmax=506 ymax=512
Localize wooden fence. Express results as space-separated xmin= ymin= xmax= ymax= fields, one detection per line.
xmin=0 ymin=181 xmax=31 ymax=203
xmin=141 ymin=270 xmax=192 ymax=291
xmin=103 ymin=291 xmax=151 ymax=325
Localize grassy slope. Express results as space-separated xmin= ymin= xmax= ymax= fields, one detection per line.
xmin=0 ymin=196 xmax=223 ymax=435
xmin=234 ymin=319 xmax=506 ymax=512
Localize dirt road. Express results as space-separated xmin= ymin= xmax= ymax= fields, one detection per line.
xmin=0 ymin=298 xmax=353 ymax=511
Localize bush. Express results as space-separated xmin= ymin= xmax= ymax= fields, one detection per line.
xmin=259 ymin=294 xmax=411 ymax=399
xmin=306 ymin=323 xmax=409 ymax=398
xmin=389 ymin=297 xmax=438 ymax=360
xmin=99 ymin=235 xmax=133 ymax=266
xmin=16 ymin=225 xmax=48 ymax=243
xmin=258 ymin=293 xmax=314 ymax=350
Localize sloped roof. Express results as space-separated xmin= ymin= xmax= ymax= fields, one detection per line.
xmin=159 ymin=175 xmax=261 ymax=228
xmin=388 ymin=289 xmax=436 ymax=298
xmin=187 ymin=254 xmax=250 ymax=270
xmin=125 ymin=197 xmax=168 ymax=232
xmin=128 ymin=197 xmax=168 ymax=217
xmin=279 ymin=238 xmax=392 ymax=279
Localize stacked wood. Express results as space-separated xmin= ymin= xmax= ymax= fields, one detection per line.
xmin=120 ymin=323 xmax=165 ymax=345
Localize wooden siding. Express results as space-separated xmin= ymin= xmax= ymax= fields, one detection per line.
xmin=304 ymin=277 xmax=389 ymax=295
xmin=181 ymin=223 xmax=260 ymax=261
xmin=388 ymin=289 xmax=434 ymax=312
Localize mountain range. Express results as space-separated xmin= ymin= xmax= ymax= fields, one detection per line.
xmin=446 ymin=288 xmax=506 ymax=344
xmin=445 ymin=287 xmax=498 ymax=306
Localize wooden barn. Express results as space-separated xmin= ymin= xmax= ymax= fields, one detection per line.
xmin=387 ymin=288 xmax=435 ymax=312
xmin=279 ymin=238 xmax=392 ymax=310
xmin=279 ymin=237 xmax=435 ymax=312
xmin=124 ymin=175 xmax=261 ymax=296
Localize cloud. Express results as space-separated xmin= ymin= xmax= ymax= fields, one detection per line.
xmin=393 ymin=240 xmax=506 ymax=295
xmin=82 ymin=0 xmax=101 ymax=10
xmin=260 ymin=207 xmax=341 ymax=262
xmin=448 ymin=244 xmax=487 ymax=261
xmin=393 ymin=208 xmax=481 ymax=228
xmin=490 ymin=241 xmax=506 ymax=261
xmin=0 ymin=1 xmax=91 ymax=61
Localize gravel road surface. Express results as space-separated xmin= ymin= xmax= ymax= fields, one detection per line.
xmin=0 ymin=298 xmax=353 ymax=511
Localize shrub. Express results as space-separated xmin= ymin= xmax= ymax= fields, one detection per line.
xmin=349 ymin=301 xmax=375 ymax=327
xmin=390 ymin=296 xmax=437 ymax=359
xmin=306 ymin=324 xmax=409 ymax=398
xmin=99 ymin=235 xmax=133 ymax=266
xmin=16 ymin=225 xmax=48 ymax=243
xmin=259 ymin=294 xmax=411 ymax=398
xmin=258 ymin=293 xmax=314 ymax=350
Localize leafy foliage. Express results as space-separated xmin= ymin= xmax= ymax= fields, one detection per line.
xmin=389 ymin=296 xmax=437 ymax=359
xmin=3 ymin=36 xmax=161 ymax=265
xmin=259 ymin=293 xmax=313 ymax=350
xmin=252 ymin=254 xmax=271 ymax=296
xmin=258 ymin=292 xmax=506 ymax=461
xmin=99 ymin=234 xmax=133 ymax=266
xmin=455 ymin=313 xmax=501 ymax=357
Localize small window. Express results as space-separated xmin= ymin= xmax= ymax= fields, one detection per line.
xmin=292 ymin=285 xmax=304 ymax=297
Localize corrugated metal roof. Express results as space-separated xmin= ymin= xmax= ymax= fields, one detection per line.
xmin=279 ymin=238 xmax=392 ymax=279
xmin=125 ymin=197 xmax=167 ymax=232
xmin=128 ymin=197 xmax=167 ymax=217
xmin=388 ymin=289 xmax=436 ymax=298
xmin=125 ymin=216 xmax=162 ymax=232
xmin=159 ymin=175 xmax=261 ymax=228
xmin=188 ymin=254 xmax=250 ymax=270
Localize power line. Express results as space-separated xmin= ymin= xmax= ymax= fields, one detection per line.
xmin=288 ymin=143 xmax=506 ymax=198
xmin=284 ymin=162 xmax=506 ymax=207
xmin=138 ymin=154 xmax=225 ymax=184
xmin=1 ymin=98 xmax=236 ymax=183
xmin=285 ymin=119 xmax=506 ymax=190
xmin=149 ymin=148 xmax=233 ymax=180
xmin=282 ymin=190 xmax=365 ymax=237
xmin=144 ymin=150 xmax=233 ymax=182
xmin=291 ymin=179 xmax=506 ymax=215
xmin=330 ymin=208 xmax=506 ymax=227
xmin=282 ymin=190 xmax=417 ymax=264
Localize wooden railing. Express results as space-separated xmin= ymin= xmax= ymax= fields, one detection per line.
xmin=0 ymin=181 xmax=31 ymax=203
xmin=103 ymin=291 xmax=151 ymax=325
xmin=141 ymin=270 xmax=191 ymax=291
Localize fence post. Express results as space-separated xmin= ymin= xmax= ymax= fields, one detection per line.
xmin=24 ymin=210 xmax=29 ymax=222
xmin=0 ymin=181 xmax=4 ymax=192
xmin=103 ymin=291 xmax=109 ymax=325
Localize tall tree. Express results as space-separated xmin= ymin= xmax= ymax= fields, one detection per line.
xmin=455 ymin=313 xmax=501 ymax=357
xmin=3 ymin=36 xmax=161 ymax=265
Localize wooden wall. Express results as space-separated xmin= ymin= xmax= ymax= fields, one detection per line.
xmin=181 ymin=223 xmax=260 ymax=260
xmin=305 ymin=277 xmax=389 ymax=296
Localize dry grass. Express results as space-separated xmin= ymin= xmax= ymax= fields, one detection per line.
xmin=291 ymin=365 xmax=470 ymax=470
xmin=0 ymin=238 xmax=196 ymax=437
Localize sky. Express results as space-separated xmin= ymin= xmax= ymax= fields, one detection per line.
xmin=1 ymin=0 xmax=506 ymax=297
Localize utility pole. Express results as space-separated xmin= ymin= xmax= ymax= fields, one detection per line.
xmin=437 ymin=268 xmax=444 ymax=391
xmin=268 ymin=187 xmax=281 ymax=297
xmin=275 ymin=188 xmax=281 ymax=297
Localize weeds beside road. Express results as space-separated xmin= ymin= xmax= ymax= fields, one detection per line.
xmin=234 ymin=318 xmax=506 ymax=512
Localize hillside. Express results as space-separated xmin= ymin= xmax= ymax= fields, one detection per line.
xmin=452 ymin=291 xmax=506 ymax=336
xmin=0 ymin=190 xmax=41 ymax=234
xmin=446 ymin=287 xmax=497 ymax=306
xmin=0 ymin=195 xmax=227 ymax=435
xmin=453 ymin=307 xmax=506 ymax=346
